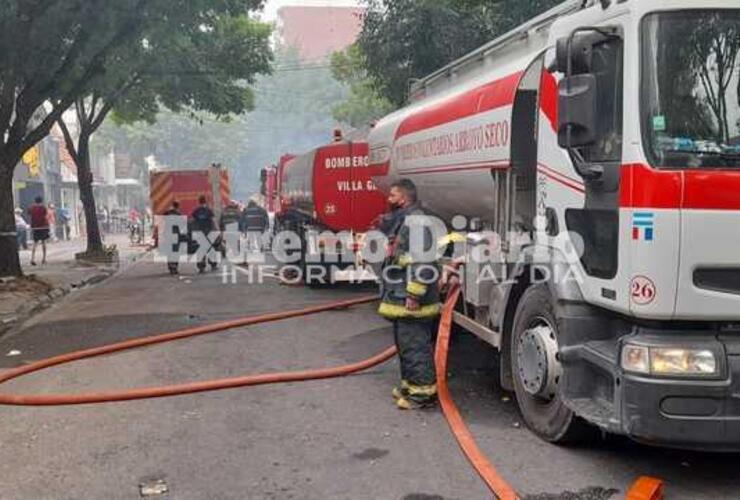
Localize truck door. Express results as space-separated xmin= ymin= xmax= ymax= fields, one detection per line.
xmin=637 ymin=9 xmax=740 ymax=320
xmin=543 ymin=24 xmax=628 ymax=313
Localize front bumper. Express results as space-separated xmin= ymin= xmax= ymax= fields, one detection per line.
xmin=561 ymin=325 xmax=740 ymax=451
xmin=622 ymin=359 xmax=740 ymax=451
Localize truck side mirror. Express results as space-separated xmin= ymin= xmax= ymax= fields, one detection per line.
xmin=555 ymin=35 xmax=594 ymax=75
xmin=557 ymin=74 xmax=597 ymax=148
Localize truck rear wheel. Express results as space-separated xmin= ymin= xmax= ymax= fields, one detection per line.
xmin=300 ymin=252 xmax=327 ymax=288
xmin=510 ymin=284 xmax=591 ymax=443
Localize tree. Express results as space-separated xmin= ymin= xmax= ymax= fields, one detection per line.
xmin=57 ymin=12 xmax=272 ymax=257
xmin=686 ymin=14 xmax=740 ymax=143
xmin=0 ymin=0 xmax=266 ymax=276
xmin=330 ymin=44 xmax=394 ymax=128
xmin=98 ymin=45 xmax=349 ymax=202
xmin=357 ymin=0 xmax=562 ymax=106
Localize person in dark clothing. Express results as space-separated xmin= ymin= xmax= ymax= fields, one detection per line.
xmin=190 ymin=195 xmax=218 ymax=273
xmin=378 ymin=179 xmax=441 ymax=410
xmin=28 ymin=196 xmax=49 ymax=266
xmin=220 ymin=201 xmax=242 ymax=231
xmin=242 ymin=201 xmax=269 ymax=253
xmin=57 ymin=206 xmax=71 ymax=241
xmin=219 ymin=200 xmax=243 ymax=261
xmin=164 ymin=201 xmax=183 ymax=275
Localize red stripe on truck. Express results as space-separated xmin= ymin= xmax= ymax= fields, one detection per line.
xmin=620 ymin=163 xmax=740 ymax=210
xmin=395 ymin=72 xmax=524 ymax=140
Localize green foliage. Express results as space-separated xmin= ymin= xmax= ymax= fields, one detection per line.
xmin=358 ymin=0 xmax=562 ymax=106
xmin=96 ymin=46 xmax=349 ymax=201
xmin=111 ymin=14 xmax=273 ymax=125
xmin=0 ymin=0 xmax=267 ymax=158
xmin=330 ymin=44 xmax=394 ymax=128
xmin=0 ymin=0 xmax=270 ymax=275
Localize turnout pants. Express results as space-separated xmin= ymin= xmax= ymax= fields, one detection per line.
xmin=393 ymin=319 xmax=436 ymax=392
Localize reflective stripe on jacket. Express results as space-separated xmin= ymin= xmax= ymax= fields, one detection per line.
xmin=377 ymin=204 xmax=441 ymax=321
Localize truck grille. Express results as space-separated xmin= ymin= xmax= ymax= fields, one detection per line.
xmin=694 ymin=268 xmax=740 ymax=295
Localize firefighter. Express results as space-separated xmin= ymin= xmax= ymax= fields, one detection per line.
xmin=219 ymin=200 xmax=242 ymax=261
xmin=191 ymin=195 xmax=218 ymax=273
xmin=378 ymin=179 xmax=441 ymax=410
xmin=242 ymin=201 xmax=269 ymax=253
xmin=163 ymin=201 xmax=183 ymax=275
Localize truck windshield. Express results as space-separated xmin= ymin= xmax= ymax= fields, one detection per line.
xmin=641 ymin=10 xmax=740 ymax=169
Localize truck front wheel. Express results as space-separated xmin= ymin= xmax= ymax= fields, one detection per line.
xmin=510 ymin=284 xmax=591 ymax=443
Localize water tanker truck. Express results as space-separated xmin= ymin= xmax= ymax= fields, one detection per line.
xmin=369 ymin=0 xmax=740 ymax=450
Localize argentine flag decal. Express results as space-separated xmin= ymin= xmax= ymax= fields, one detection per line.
xmin=632 ymin=212 xmax=655 ymax=242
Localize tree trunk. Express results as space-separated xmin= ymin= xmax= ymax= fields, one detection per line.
xmin=0 ymin=163 xmax=22 ymax=277
xmin=76 ymin=134 xmax=104 ymax=255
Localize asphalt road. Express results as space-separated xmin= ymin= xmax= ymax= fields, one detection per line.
xmin=0 ymin=256 xmax=738 ymax=499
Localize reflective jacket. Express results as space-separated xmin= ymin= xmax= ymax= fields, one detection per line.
xmin=220 ymin=205 xmax=242 ymax=231
xmin=242 ymin=206 xmax=269 ymax=232
xmin=378 ymin=204 xmax=441 ymax=320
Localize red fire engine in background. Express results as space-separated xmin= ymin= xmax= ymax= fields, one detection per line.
xmin=150 ymin=163 xmax=231 ymax=245
xmin=267 ymin=133 xmax=387 ymax=285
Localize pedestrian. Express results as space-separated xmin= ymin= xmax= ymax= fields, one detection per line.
xmin=28 ymin=196 xmax=49 ymax=266
xmin=47 ymin=203 xmax=58 ymax=242
xmin=97 ymin=206 xmax=107 ymax=234
xmin=190 ymin=195 xmax=218 ymax=273
xmin=14 ymin=208 xmax=29 ymax=250
xmin=57 ymin=206 xmax=71 ymax=241
xmin=242 ymin=200 xmax=269 ymax=253
xmin=163 ymin=201 xmax=183 ymax=275
xmin=128 ymin=207 xmax=141 ymax=244
xmin=377 ymin=179 xmax=441 ymax=410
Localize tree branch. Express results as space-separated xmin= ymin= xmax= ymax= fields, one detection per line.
xmin=0 ymin=75 xmax=16 ymax=146
xmin=14 ymin=4 xmax=149 ymax=160
xmin=76 ymin=98 xmax=86 ymax=127
xmin=88 ymin=95 xmax=99 ymax=124
xmin=90 ymin=100 xmax=116 ymax=132
xmin=57 ymin=116 xmax=80 ymax=166
xmin=90 ymin=72 xmax=141 ymax=131
xmin=17 ymin=0 xmax=147 ymax=127
xmin=16 ymin=96 xmax=75 ymax=157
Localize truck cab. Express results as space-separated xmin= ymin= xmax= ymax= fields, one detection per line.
xmin=547 ymin=0 xmax=740 ymax=449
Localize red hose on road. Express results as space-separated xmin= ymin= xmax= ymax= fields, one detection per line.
xmin=435 ymin=286 xmax=520 ymax=500
xmin=0 ymin=295 xmax=387 ymax=405
xmin=0 ymin=289 xmax=519 ymax=498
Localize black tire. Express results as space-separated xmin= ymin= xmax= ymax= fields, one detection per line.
xmin=510 ymin=284 xmax=592 ymax=444
xmin=299 ymin=247 xmax=324 ymax=289
xmin=299 ymin=228 xmax=330 ymax=288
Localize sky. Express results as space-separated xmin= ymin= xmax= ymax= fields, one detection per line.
xmin=260 ymin=0 xmax=361 ymax=22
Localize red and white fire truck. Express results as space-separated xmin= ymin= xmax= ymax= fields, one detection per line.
xmin=260 ymin=166 xmax=278 ymax=213
xmin=150 ymin=164 xmax=231 ymax=246
xmin=369 ymin=0 xmax=740 ymax=450
xmin=150 ymin=164 xmax=231 ymax=219
xmin=273 ymin=154 xmax=295 ymax=219
xmin=277 ymin=135 xmax=387 ymax=285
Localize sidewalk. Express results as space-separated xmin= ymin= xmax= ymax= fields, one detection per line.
xmin=0 ymin=234 xmax=148 ymax=335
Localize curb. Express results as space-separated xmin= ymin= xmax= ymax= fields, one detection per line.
xmin=0 ymin=270 xmax=115 ymax=336
xmin=0 ymin=247 xmax=150 ymax=337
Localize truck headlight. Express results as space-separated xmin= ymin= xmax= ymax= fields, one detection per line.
xmin=650 ymin=348 xmax=717 ymax=376
xmin=621 ymin=344 xmax=718 ymax=377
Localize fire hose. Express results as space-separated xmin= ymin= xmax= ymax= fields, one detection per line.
xmin=0 ymin=288 xmax=660 ymax=499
